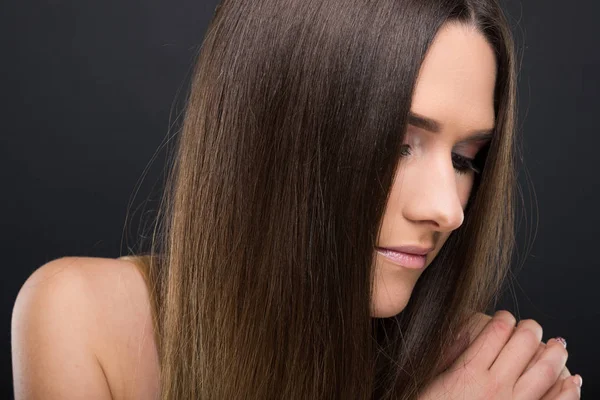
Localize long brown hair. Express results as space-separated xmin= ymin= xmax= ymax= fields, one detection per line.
xmin=122 ymin=0 xmax=519 ymax=398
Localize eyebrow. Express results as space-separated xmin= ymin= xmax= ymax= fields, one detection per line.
xmin=408 ymin=111 xmax=494 ymax=142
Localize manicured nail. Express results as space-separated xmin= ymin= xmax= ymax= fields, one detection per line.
xmin=572 ymin=374 xmax=583 ymax=388
xmin=553 ymin=336 xmax=567 ymax=349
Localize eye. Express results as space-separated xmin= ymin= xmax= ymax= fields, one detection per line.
xmin=451 ymin=153 xmax=480 ymax=175
xmin=398 ymin=145 xmax=482 ymax=175
xmin=399 ymin=144 xmax=412 ymax=157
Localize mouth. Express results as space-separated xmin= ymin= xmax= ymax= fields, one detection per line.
xmin=375 ymin=246 xmax=433 ymax=269
xmin=376 ymin=245 xmax=434 ymax=256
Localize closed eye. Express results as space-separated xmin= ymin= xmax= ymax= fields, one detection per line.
xmin=399 ymin=145 xmax=481 ymax=175
xmin=451 ymin=153 xmax=479 ymax=175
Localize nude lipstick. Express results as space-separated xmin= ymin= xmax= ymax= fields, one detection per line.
xmin=375 ymin=246 xmax=433 ymax=269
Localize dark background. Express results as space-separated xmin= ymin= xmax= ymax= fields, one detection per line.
xmin=2 ymin=0 xmax=598 ymax=397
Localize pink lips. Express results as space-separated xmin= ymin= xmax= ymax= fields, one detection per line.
xmin=376 ymin=247 xmax=431 ymax=269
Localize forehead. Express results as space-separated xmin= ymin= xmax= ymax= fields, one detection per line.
xmin=411 ymin=22 xmax=497 ymax=132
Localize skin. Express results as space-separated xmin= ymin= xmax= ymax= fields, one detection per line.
xmin=371 ymin=21 xmax=495 ymax=318
xmin=426 ymin=311 xmax=581 ymax=399
xmin=370 ymin=21 xmax=581 ymax=399
xmin=11 ymin=20 xmax=580 ymax=400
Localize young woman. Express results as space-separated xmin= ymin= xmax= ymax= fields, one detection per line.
xmin=12 ymin=0 xmax=583 ymax=399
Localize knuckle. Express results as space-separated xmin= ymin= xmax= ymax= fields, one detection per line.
xmin=491 ymin=317 xmax=514 ymax=337
xmin=492 ymin=311 xmax=516 ymax=333
xmin=517 ymin=319 xmax=543 ymax=340
xmin=494 ymin=310 xmax=517 ymax=326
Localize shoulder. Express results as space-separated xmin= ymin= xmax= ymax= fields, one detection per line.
xmin=12 ymin=256 xmax=159 ymax=400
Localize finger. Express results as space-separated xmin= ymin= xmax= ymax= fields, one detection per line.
xmin=523 ymin=338 xmax=572 ymax=379
xmin=554 ymin=375 xmax=582 ymax=400
xmin=540 ymin=376 xmax=567 ymax=400
xmin=491 ymin=319 xmax=542 ymax=383
xmin=523 ymin=338 xmax=571 ymax=377
xmin=540 ymin=366 xmax=573 ymax=400
xmin=522 ymin=341 xmax=546 ymax=375
xmin=450 ymin=310 xmax=516 ymax=372
xmin=540 ymin=372 xmax=576 ymax=400
xmin=514 ymin=338 xmax=569 ymax=400
xmin=524 ymin=339 xmax=572 ymax=400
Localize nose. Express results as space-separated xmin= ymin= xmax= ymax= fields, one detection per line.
xmin=402 ymin=156 xmax=465 ymax=233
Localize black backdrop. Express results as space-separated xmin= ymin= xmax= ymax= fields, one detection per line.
xmin=2 ymin=0 xmax=599 ymax=397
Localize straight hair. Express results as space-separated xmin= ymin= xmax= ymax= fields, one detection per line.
xmin=124 ymin=0 xmax=518 ymax=398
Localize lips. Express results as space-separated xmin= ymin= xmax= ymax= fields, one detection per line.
xmin=376 ymin=245 xmax=434 ymax=256
xmin=376 ymin=247 xmax=429 ymax=269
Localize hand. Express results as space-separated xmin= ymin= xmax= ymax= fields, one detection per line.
xmin=435 ymin=313 xmax=573 ymax=382
xmin=525 ymin=336 xmax=581 ymax=400
xmin=420 ymin=310 xmax=581 ymax=400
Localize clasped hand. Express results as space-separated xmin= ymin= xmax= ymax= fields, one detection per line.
xmin=419 ymin=311 xmax=582 ymax=400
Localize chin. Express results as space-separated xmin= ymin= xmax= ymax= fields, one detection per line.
xmin=370 ymin=291 xmax=411 ymax=318
xmin=370 ymin=266 xmax=417 ymax=318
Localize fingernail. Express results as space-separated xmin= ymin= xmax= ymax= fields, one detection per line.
xmin=572 ymin=374 xmax=583 ymax=388
xmin=553 ymin=336 xmax=567 ymax=349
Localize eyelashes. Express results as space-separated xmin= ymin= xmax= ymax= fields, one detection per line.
xmin=452 ymin=152 xmax=480 ymax=175
xmin=399 ymin=144 xmax=483 ymax=175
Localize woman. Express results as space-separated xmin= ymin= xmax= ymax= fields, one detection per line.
xmin=12 ymin=0 xmax=583 ymax=399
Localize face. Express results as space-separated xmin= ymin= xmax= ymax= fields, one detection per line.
xmin=370 ymin=22 xmax=497 ymax=318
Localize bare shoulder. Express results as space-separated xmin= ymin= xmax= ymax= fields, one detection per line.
xmin=77 ymin=256 xmax=160 ymax=400
xmin=11 ymin=256 xmax=159 ymax=400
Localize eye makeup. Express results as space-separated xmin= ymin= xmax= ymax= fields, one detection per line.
xmin=399 ymin=128 xmax=492 ymax=175
xmin=399 ymin=145 xmax=480 ymax=175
